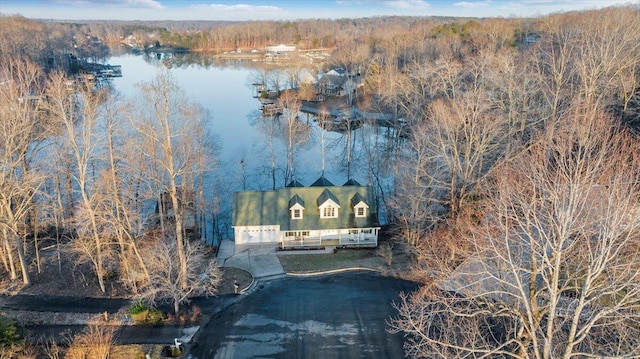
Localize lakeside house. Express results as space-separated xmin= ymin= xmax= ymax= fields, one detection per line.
xmin=232 ymin=176 xmax=380 ymax=249
xmin=266 ymin=44 xmax=297 ymax=53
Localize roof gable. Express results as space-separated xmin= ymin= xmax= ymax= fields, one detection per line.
xmin=351 ymin=192 xmax=369 ymax=208
xmin=289 ymin=194 xmax=305 ymax=209
xmin=317 ymin=188 xmax=340 ymax=207
xmin=310 ymin=175 xmax=334 ymax=187
xmin=343 ymin=178 xmax=361 ymax=186
xmin=286 ymin=179 xmax=305 ymax=187
xmin=326 ymin=68 xmax=346 ymax=76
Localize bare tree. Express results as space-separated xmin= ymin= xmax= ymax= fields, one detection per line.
xmin=46 ymin=73 xmax=112 ymax=293
xmin=277 ymin=90 xmax=310 ymax=184
xmin=390 ymin=88 xmax=508 ymax=246
xmin=128 ymin=70 xmax=212 ymax=291
xmin=139 ymin=236 xmax=221 ymax=315
xmin=253 ymin=110 xmax=283 ymax=190
xmin=387 ymin=120 xmax=440 ymax=246
xmin=100 ymin=95 xmax=150 ymax=289
xmin=65 ymin=324 xmax=116 ymax=359
xmin=390 ymin=111 xmax=640 ymax=359
xmin=0 ymin=58 xmax=47 ymax=286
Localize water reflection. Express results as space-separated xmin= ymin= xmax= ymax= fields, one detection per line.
xmin=108 ymin=52 xmax=399 ymax=242
xmin=142 ymin=50 xmax=272 ymax=71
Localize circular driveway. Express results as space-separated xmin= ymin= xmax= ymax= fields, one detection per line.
xmin=190 ymin=272 xmax=418 ymax=358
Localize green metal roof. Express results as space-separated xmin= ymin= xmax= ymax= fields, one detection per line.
xmin=310 ymin=175 xmax=334 ymax=187
xmin=316 ymin=188 xmax=340 ymax=207
xmin=351 ymin=192 xmax=368 ymax=207
xmin=288 ymin=194 xmax=305 ymax=209
xmin=286 ymin=179 xmax=305 ymax=187
xmin=233 ymin=184 xmax=379 ymax=231
xmin=343 ymin=178 xmax=361 ymax=186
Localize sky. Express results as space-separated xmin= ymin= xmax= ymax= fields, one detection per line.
xmin=0 ymin=0 xmax=637 ymax=21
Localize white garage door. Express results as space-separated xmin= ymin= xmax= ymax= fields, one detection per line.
xmin=239 ymin=228 xmax=278 ymax=244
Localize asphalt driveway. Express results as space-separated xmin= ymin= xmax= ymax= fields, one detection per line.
xmin=188 ymin=272 xmax=419 ymax=359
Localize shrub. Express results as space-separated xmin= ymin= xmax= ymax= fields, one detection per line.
xmin=0 ymin=315 xmax=24 ymax=347
xmin=129 ymin=301 xmax=150 ymax=323
xmin=147 ymin=309 xmax=164 ymax=326
xmin=129 ymin=301 xmax=149 ymax=315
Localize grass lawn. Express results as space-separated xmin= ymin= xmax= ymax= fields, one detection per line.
xmin=277 ymin=248 xmax=385 ymax=273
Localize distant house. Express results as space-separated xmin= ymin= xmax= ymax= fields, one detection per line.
xmin=316 ymin=74 xmax=356 ymax=97
xmin=524 ymin=33 xmax=541 ymax=45
xmin=266 ymin=44 xmax=297 ymax=53
xmin=232 ymin=176 xmax=380 ymax=249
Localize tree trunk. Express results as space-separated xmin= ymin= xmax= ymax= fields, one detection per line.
xmin=3 ymin=233 xmax=17 ymax=280
xmin=169 ymin=185 xmax=189 ymax=291
xmin=15 ymin=233 xmax=31 ymax=286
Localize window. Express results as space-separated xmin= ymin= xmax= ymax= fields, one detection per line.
xmin=291 ymin=208 xmax=302 ymax=220
xmin=322 ymin=205 xmax=337 ymax=218
xmin=354 ymin=203 xmax=368 ymax=218
xmin=349 ymin=229 xmax=359 ymax=234
xmin=285 ymin=231 xmax=309 ymax=238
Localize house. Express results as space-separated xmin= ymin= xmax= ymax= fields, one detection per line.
xmin=315 ymin=67 xmax=359 ymax=98
xmin=266 ymin=44 xmax=297 ymax=53
xmin=316 ymin=74 xmax=356 ymax=97
xmin=232 ymin=176 xmax=380 ymax=249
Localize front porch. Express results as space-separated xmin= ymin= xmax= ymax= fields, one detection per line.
xmin=280 ymin=234 xmax=377 ymax=250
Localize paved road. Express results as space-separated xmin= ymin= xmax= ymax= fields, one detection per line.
xmin=188 ymin=273 xmax=419 ymax=359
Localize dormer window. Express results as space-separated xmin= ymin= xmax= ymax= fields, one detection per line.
xmin=351 ymin=193 xmax=369 ymax=218
xmin=317 ymin=189 xmax=340 ymax=219
xmin=289 ymin=194 xmax=305 ymax=220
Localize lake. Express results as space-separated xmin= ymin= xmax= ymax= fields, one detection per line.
xmin=107 ymin=52 xmax=396 ymax=243
xmin=108 ymin=53 xmax=361 ymax=186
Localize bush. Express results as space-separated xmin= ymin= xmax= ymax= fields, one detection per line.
xmin=129 ymin=301 xmax=150 ymax=323
xmin=129 ymin=301 xmax=149 ymax=315
xmin=147 ymin=309 xmax=164 ymax=326
xmin=0 ymin=315 xmax=24 ymax=347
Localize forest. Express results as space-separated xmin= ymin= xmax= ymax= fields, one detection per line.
xmin=1 ymin=4 xmax=640 ymax=358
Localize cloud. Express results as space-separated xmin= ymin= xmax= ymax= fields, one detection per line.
xmin=54 ymin=0 xmax=163 ymax=9
xmin=519 ymin=0 xmax=557 ymax=3
xmin=382 ymin=0 xmax=430 ymax=10
xmin=453 ymin=1 xmax=492 ymax=8
xmin=191 ymin=3 xmax=283 ymax=12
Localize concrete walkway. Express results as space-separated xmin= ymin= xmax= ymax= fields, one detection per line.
xmin=217 ymin=239 xmax=285 ymax=280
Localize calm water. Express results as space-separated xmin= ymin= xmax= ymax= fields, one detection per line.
xmin=107 ymin=52 xmax=383 ymax=242
xmin=108 ymin=53 xmax=353 ymax=189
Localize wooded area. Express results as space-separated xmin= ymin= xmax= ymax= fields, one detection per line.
xmin=1 ymin=5 xmax=640 ymax=357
